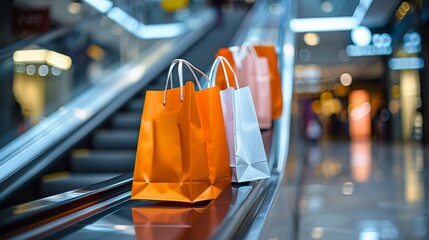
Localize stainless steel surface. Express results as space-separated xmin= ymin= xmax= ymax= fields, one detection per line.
xmin=53 ymin=186 xmax=253 ymax=240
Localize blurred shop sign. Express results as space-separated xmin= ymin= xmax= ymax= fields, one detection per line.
xmin=11 ymin=6 xmax=50 ymax=36
xmin=388 ymin=57 xmax=424 ymax=70
xmin=402 ymin=32 xmax=421 ymax=54
xmin=346 ymin=27 xmax=392 ymax=57
xmin=346 ymin=44 xmax=392 ymax=57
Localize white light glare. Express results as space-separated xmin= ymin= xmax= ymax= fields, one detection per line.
xmin=350 ymin=102 xmax=371 ymax=121
xmin=107 ymin=7 xmax=184 ymax=39
xmin=290 ymin=0 xmax=373 ymax=32
xmin=340 ymin=73 xmax=353 ymax=86
xmin=283 ymin=44 xmax=295 ymax=57
xmin=351 ymin=26 xmax=371 ymax=46
xmin=353 ymin=0 xmax=373 ymax=24
xmin=83 ymin=0 xmax=112 ymax=13
xmin=342 ymin=182 xmax=354 ymax=195
xmin=290 ymin=17 xmax=357 ymax=32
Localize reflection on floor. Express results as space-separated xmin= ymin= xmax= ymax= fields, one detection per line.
xmin=261 ymin=139 xmax=429 ymax=240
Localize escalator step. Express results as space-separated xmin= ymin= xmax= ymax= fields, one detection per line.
xmin=111 ymin=112 xmax=142 ymax=129
xmin=71 ymin=150 xmax=136 ymax=172
xmin=40 ymin=172 xmax=120 ymax=197
xmin=127 ymin=98 xmax=144 ymax=112
xmin=92 ymin=130 xmax=138 ymax=149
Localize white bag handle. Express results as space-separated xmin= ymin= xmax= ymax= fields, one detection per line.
xmin=238 ymin=42 xmax=259 ymax=63
xmin=163 ymin=59 xmax=210 ymax=105
xmin=208 ymin=56 xmax=239 ymax=89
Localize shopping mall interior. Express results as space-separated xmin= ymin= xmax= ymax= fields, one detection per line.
xmin=1 ymin=0 xmax=429 ymax=239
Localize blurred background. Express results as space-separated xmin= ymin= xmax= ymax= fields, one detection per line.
xmin=1 ymin=0 xmax=429 ymax=239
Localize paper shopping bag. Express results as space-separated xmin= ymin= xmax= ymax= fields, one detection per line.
xmin=253 ymin=45 xmax=283 ymax=119
xmin=217 ymin=44 xmax=283 ymax=121
xmin=209 ymin=57 xmax=270 ymax=182
xmin=214 ymin=48 xmax=237 ymax=90
xmin=131 ymin=59 xmax=230 ymax=203
xmin=236 ymin=44 xmax=272 ymax=129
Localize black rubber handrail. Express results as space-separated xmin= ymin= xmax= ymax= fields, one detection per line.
xmin=0 ymin=173 xmax=132 ymax=238
xmin=211 ymin=1 xmax=284 ymax=238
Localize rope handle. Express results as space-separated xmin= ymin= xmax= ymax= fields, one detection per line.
xmin=208 ymin=56 xmax=239 ymax=89
xmin=163 ymin=59 xmax=210 ymax=105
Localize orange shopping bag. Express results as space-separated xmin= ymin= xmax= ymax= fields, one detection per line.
xmin=216 ymin=46 xmax=271 ymax=129
xmin=131 ymin=59 xmax=230 ymax=203
xmin=253 ymin=45 xmax=283 ymax=119
xmin=236 ymin=44 xmax=272 ymax=129
xmin=215 ymin=48 xmax=237 ymax=90
xmin=216 ymin=44 xmax=283 ymax=120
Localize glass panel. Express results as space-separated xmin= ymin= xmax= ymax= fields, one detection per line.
xmin=0 ymin=0 xmax=209 ymax=149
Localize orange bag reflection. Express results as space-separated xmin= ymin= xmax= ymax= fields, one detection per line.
xmin=131 ymin=59 xmax=230 ymax=203
xmin=132 ymin=188 xmax=232 ymax=240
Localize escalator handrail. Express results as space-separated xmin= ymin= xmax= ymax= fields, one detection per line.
xmin=212 ymin=1 xmax=287 ymax=238
xmin=0 ymin=173 xmax=133 ymax=238
xmin=0 ymin=2 xmax=287 ymax=239
xmin=0 ymin=8 xmax=216 ymax=205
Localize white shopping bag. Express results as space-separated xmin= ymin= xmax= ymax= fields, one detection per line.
xmin=209 ymin=56 xmax=270 ymax=182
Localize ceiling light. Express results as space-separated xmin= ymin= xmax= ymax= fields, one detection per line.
xmin=107 ymin=7 xmax=185 ymax=39
xmin=290 ymin=17 xmax=357 ymax=32
xmin=83 ymin=0 xmax=112 ymax=13
xmin=340 ymin=73 xmax=353 ymax=86
xmin=13 ymin=50 xmax=72 ymax=70
xmin=320 ymin=0 xmax=333 ymax=13
xmin=45 ymin=51 xmax=72 ymax=70
xmin=13 ymin=49 xmax=47 ymax=63
xmin=304 ymin=33 xmax=320 ymax=46
xmin=353 ymin=0 xmax=373 ymax=23
xmin=351 ymin=26 xmax=371 ymax=46
xmin=290 ymin=0 xmax=373 ymax=32
xmin=68 ymin=2 xmax=82 ymax=14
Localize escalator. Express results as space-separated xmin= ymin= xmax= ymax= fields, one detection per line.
xmin=0 ymin=1 xmax=248 ymax=207
xmin=38 ymin=7 xmax=248 ymax=199
xmin=0 ymin=0 xmax=286 ymax=239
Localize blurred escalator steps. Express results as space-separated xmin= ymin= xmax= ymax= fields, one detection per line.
xmin=40 ymin=172 xmax=121 ymax=198
xmin=70 ymin=149 xmax=136 ymax=172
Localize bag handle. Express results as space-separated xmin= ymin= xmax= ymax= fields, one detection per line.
xmin=238 ymin=42 xmax=259 ymax=63
xmin=208 ymin=56 xmax=239 ymax=89
xmin=163 ymin=59 xmax=209 ymax=105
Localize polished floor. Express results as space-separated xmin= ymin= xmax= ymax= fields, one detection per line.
xmin=261 ymin=136 xmax=429 ymax=240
